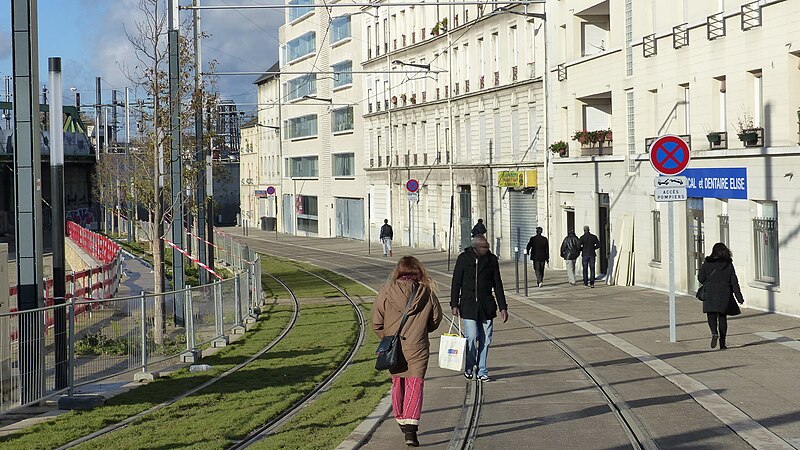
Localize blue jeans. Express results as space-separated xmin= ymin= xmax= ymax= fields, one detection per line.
xmin=582 ymin=255 xmax=596 ymax=286
xmin=463 ymin=319 xmax=494 ymax=377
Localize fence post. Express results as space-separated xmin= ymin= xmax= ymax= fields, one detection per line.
xmin=515 ymin=248 xmax=520 ymax=294
xmin=244 ymin=262 xmax=257 ymax=325
xmin=180 ymin=286 xmax=200 ymax=363
xmin=67 ymin=281 xmax=75 ymax=397
xmin=212 ymin=280 xmax=228 ymax=348
xmin=524 ymin=255 xmax=529 ymax=297
xmin=133 ymin=291 xmax=157 ymax=382
xmin=231 ymin=275 xmax=246 ymax=335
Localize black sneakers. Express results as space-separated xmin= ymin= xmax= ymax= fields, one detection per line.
xmin=464 ymin=371 xmax=473 ymax=380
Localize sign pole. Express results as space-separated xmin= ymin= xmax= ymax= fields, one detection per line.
xmin=668 ymin=201 xmax=676 ymax=342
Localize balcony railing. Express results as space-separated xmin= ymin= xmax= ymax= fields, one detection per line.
xmin=557 ymin=64 xmax=567 ymax=82
xmin=412 ymin=31 xmax=416 ymax=44
xmin=512 ymin=66 xmax=518 ymax=82
xmin=737 ymin=127 xmax=764 ymax=147
xmin=643 ymin=34 xmax=657 ymax=57
xmin=645 ymin=134 xmax=692 ymax=152
xmin=494 ymin=71 xmax=500 ymax=86
xmin=421 ymin=91 xmax=426 ymax=102
xmin=480 ymin=75 xmax=485 ymax=89
xmin=741 ymin=1 xmax=762 ymax=31
xmin=705 ymin=131 xmax=728 ymax=150
xmin=673 ymin=23 xmax=688 ymax=49
xmin=454 ymin=83 xmax=459 ymax=96
xmin=528 ymin=62 xmax=535 ymax=79
xmin=707 ymin=13 xmax=725 ymax=40
xmin=464 ymin=80 xmax=470 ymax=93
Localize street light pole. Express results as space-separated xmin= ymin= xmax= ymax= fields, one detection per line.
xmin=194 ymin=0 xmax=208 ymax=285
xmin=168 ymin=0 xmax=186 ymax=324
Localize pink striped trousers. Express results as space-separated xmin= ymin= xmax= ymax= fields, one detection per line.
xmin=391 ymin=376 xmax=424 ymax=425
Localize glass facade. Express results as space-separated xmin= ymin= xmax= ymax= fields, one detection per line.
xmin=284 ymin=114 xmax=318 ymax=140
xmin=332 ymin=60 xmax=353 ymax=88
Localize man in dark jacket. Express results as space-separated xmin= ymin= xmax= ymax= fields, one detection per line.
xmin=560 ymin=229 xmax=581 ymax=285
xmin=579 ymin=225 xmax=600 ymax=288
xmin=525 ymin=227 xmax=549 ymax=287
xmin=471 ymin=219 xmax=487 ymax=237
xmin=379 ymin=219 xmax=393 ymax=257
xmin=451 ymin=235 xmax=508 ymax=382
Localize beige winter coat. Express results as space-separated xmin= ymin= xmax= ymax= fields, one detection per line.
xmin=372 ymin=279 xmax=443 ymax=378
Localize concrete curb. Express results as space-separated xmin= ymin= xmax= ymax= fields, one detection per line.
xmin=335 ymin=390 xmax=393 ymax=450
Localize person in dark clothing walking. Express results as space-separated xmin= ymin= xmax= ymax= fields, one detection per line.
xmin=471 ymin=219 xmax=487 ymax=237
xmin=579 ymin=225 xmax=600 ymax=288
xmin=698 ymin=242 xmax=744 ymax=350
xmin=380 ymin=219 xmax=394 ymax=257
xmin=450 ymin=235 xmax=508 ymax=382
xmin=525 ymin=227 xmax=549 ymax=287
xmin=560 ymin=229 xmax=581 ymax=285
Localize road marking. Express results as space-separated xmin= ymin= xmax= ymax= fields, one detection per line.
xmin=754 ymin=332 xmax=800 ymax=352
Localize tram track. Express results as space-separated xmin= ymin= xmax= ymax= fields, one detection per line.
xmin=57 ymin=271 xmax=300 ymax=450
xmin=227 ymin=268 xmax=366 ymax=449
xmin=235 ymin=233 xmax=660 ymax=449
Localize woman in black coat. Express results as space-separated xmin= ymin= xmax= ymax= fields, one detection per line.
xmin=697 ymin=242 xmax=745 ymax=349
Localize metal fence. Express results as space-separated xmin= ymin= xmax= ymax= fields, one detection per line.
xmin=0 ymin=247 xmax=262 ymax=414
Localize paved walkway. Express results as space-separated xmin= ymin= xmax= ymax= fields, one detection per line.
xmin=225 ymin=227 xmax=800 ymax=450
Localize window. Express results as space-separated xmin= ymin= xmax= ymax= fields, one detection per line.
xmin=332 ymin=106 xmax=354 ymax=133
xmin=509 ymin=25 xmax=518 ymax=67
xmin=332 ymin=60 xmax=353 ymax=88
xmin=333 ymin=152 xmax=355 ymax=177
xmin=288 ymin=156 xmax=318 ymax=177
xmin=652 ymin=209 xmax=661 ymax=263
xmin=715 ymin=76 xmax=727 ymax=132
xmin=288 ymin=0 xmax=313 ymax=22
xmin=753 ymin=201 xmax=779 ymax=284
xmin=719 ymin=214 xmax=729 ymax=247
xmin=626 ymin=89 xmax=636 ymax=173
xmin=297 ymin=195 xmax=319 ymax=233
xmin=284 ymin=74 xmax=316 ymax=101
xmin=331 ymin=16 xmax=352 ymax=43
xmin=752 ymin=70 xmax=763 ymax=127
xmin=284 ymin=31 xmax=316 ymax=62
xmin=284 ymin=114 xmax=318 ymax=140
xmin=478 ymin=37 xmax=485 ymax=77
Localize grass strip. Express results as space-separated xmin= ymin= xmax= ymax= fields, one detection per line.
xmin=252 ymin=303 xmax=391 ymax=450
xmin=0 ymin=303 xmax=293 ymax=450
xmin=76 ymin=302 xmax=358 ymax=449
xmin=260 ymin=255 xmax=375 ymax=299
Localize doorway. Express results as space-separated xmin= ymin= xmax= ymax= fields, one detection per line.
xmin=459 ymin=186 xmax=473 ymax=251
xmin=598 ymin=193 xmax=610 ymax=275
xmin=565 ymin=208 xmax=575 ymax=235
xmin=686 ymin=198 xmax=705 ymax=294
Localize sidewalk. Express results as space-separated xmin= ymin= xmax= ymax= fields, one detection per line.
xmin=225 ymin=228 xmax=800 ymax=449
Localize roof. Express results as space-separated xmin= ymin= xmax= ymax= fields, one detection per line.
xmin=254 ymin=61 xmax=280 ymax=85
xmin=240 ymin=117 xmax=258 ymax=128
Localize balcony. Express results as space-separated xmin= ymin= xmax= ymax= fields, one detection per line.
xmin=421 ymin=91 xmax=426 ymax=102
xmin=707 ymin=13 xmax=725 ymax=40
xmin=454 ymin=83 xmax=459 ymax=96
xmin=464 ymin=80 xmax=470 ymax=93
xmin=494 ymin=71 xmax=500 ymax=86
xmin=741 ymin=1 xmax=762 ymax=31
xmin=528 ymin=62 xmax=535 ymax=79
xmin=384 ymin=99 xmax=389 ymax=110
xmin=368 ymin=48 xmax=372 ymax=59
xmin=737 ymin=127 xmax=764 ymax=147
xmin=413 ymin=154 xmax=418 ymax=165
xmin=370 ymin=158 xmax=374 ymax=167
xmin=402 ymin=35 xmax=407 ymax=47
xmin=412 ymin=31 xmax=416 ymax=44
xmin=445 ymin=85 xmax=449 ymax=98
xmin=377 ymin=156 xmax=382 ymax=167
xmin=643 ymin=34 xmax=657 ymax=57
xmin=436 ymin=88 xmax=440 ymax=100
xmin=368 ymin=102 xmax=373 ymax=113
xmin=673 ymin=23 xmax=688 ymax=49
xmin=557 ymin=64 xmax=567 ymax=82
xmin=512 ymin=66 xmax=518 ymax=82
xmin=480 ymin=75 xmax=485 ymax=89
xmin=375 ymin=46 xmax=380 ymax=57
xmin=393 ymin=39 xmax=397 ymax=51
xmin=573 ymin=129 xmax=614 ymax=157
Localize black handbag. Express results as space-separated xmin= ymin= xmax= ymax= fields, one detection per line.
xmin=375 ymin=285 xmax=418 ymax=371
xmin=725 ymin=296 xmax=742 ymax=316
xmin=695 ymin=267 xmax=720 ymax=301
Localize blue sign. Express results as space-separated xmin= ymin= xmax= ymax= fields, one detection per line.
xmin=678 ymin=168 xmax=748 ymax=199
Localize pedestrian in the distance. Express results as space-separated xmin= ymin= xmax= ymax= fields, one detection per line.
xmin=560 ymin=229 xmax=581 ymax=285
xmin=380 ymin=219 xmax=394 ymax=257
xmin=372 ymin=256 xmax=443 ymax=447
xmin=579 ymin=225 xmax=600 ymax=288
xmin=450 ymin=235 xmax=508 ymax=382
xmin=697 ymin=242 xmax=744 ymax=350
xmin=526 ymin=227 xmax=549 ymax=287
xmin=471 ymin=218 xmax=487 ymax=237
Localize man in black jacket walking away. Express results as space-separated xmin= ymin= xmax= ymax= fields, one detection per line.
xmin=380 ymin=219 xmax=393 ymax=257
xmin=471 ymin=219 xmax=487 ymax=237
xmin=579 ymin=225 xmax=600 ymax=288
xmin=450 ymin=235 xmax=508 ymax=382
xmin=526 ymin=227 xmax=549 ymax=287
xmin=560 ymin=229 xmax=581 ymax=285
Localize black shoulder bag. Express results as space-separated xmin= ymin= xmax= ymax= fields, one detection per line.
xmin=695 ymin=265 xmax=725 ymax=301
xmin=375 ymin=284 xmax=419 ymax=371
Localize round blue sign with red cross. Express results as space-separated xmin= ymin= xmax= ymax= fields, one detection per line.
xmin=266 ymin=186 xmax=276 ymax=196
xmin=649 ymin=135 xmax=691 ymax=176
xmin=406 ymin=179 xmax=420 ymax=193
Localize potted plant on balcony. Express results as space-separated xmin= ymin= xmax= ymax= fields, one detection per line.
xmin=706 ymin=131 xmax=723 ymax=145
xmin=596 ymin=129 xmax=613 ymax=145
xmin=410 ymin=93 xmax=417 ymax=104
xmin=735 ymin=112 xmax=759 ymax=146
xmin=549 ymin=140 xmax=568 ymax=157
xmin=391 ymin=95 xmax=398 ymax=105
xmin=572 ymin=130 xmax=599 ymax=147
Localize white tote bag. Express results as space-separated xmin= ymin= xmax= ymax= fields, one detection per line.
xmin=438 ymin=319 xmax=467 ymax=372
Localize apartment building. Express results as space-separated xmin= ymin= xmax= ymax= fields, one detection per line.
xmin=251 ymin=64 xmax=282 ymax=231
xmin=239 ymin=118 xmax=260 ymax=226
xmin=278 ymin=0 xmax=366 ymax=239
xmin=547 ymin=0 xmax=800 ymax=315
xmin=362 ymin=1 xmax=546 ymax=258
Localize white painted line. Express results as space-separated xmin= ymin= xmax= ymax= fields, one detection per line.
xmin=516 ymin=297 xmax=793 ymax=450
xmin=754 ymin=332 xmax=800 ymax=352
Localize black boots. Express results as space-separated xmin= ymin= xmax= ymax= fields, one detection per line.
xmin=720 ymin=336 xmax=727 ymax=350
xmin=399 ymin=424 xmax=419 ymax=447
xmin=711 ymin=334 xmax=718 ymax=349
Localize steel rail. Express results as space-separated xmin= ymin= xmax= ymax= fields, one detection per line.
xmin=56 ymin=271 xmax=300 ymax=450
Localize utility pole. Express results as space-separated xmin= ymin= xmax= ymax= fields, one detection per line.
xmin=48 ymin=57 xmax=68 ymax=389
xmin=194 ymin=0 xmax=207 ymax=285
xmin=126 ymin=87 xmax=134 ymax=242
xmin=168 ymin=0 xmax=186 ymax=325
xmin=95 ymin=77 xmax=102 ymax=233
xmin=206 ymin=103 xmax=215 ymax=267
xmin=12 ymin=0 xmax=45 ymax=404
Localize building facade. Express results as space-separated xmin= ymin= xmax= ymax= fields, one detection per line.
xmin=361 ymin=0 xmax=547 ymax=258
xmin=239 ymin=118 xmax=259 ymax=227
xmin=278 ymin=0 xmax=366 ymax=239
xmin=547 ymin=0 xmax=800 ymax=315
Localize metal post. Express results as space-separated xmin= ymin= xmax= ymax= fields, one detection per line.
xmin=49 ymin=57 xmax=68 ymax=389
xmin=140 ymin=291 xmax=148 ymax=373
xmin=169 ymin=0 xmax=186 ymax=325
xmin=95 ymin=77 xmax=101 ymax=160
xmin=515 ymin=248 xmax=519 ymax=294
xmin=126 ymin=87 xmax=134 ymax=243
xmin=234 ymin=275 xmax=242 ymax=325
xmin=447 ymin=195 xmax=454 ymax=271
xmin=194 ymin=0 xmax=207 ymax=285
xmin=12 ymin=0 xmax=46 ymax=404
xmin=186 ymin=286 xmax=195 ymax=350
xmin=668 ymin=202 xmax=676 ymax=342
xmin=214 ymin=280 xmax=223 ymax=337
xmin=524 ymin=252 xmax=529 ymax=297
xmin=68 ymin=273 xmax=75 ymax=396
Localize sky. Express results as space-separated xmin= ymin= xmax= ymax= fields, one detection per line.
xmin=0 ymin=0 xmax=284 ymax=117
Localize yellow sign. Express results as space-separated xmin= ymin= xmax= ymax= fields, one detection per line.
xmin=497 ymin=170 xmax=537 ymax=188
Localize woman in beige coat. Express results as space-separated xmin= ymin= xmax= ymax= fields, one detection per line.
xmin=373 ymin=256 xmax=443 ymax=447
